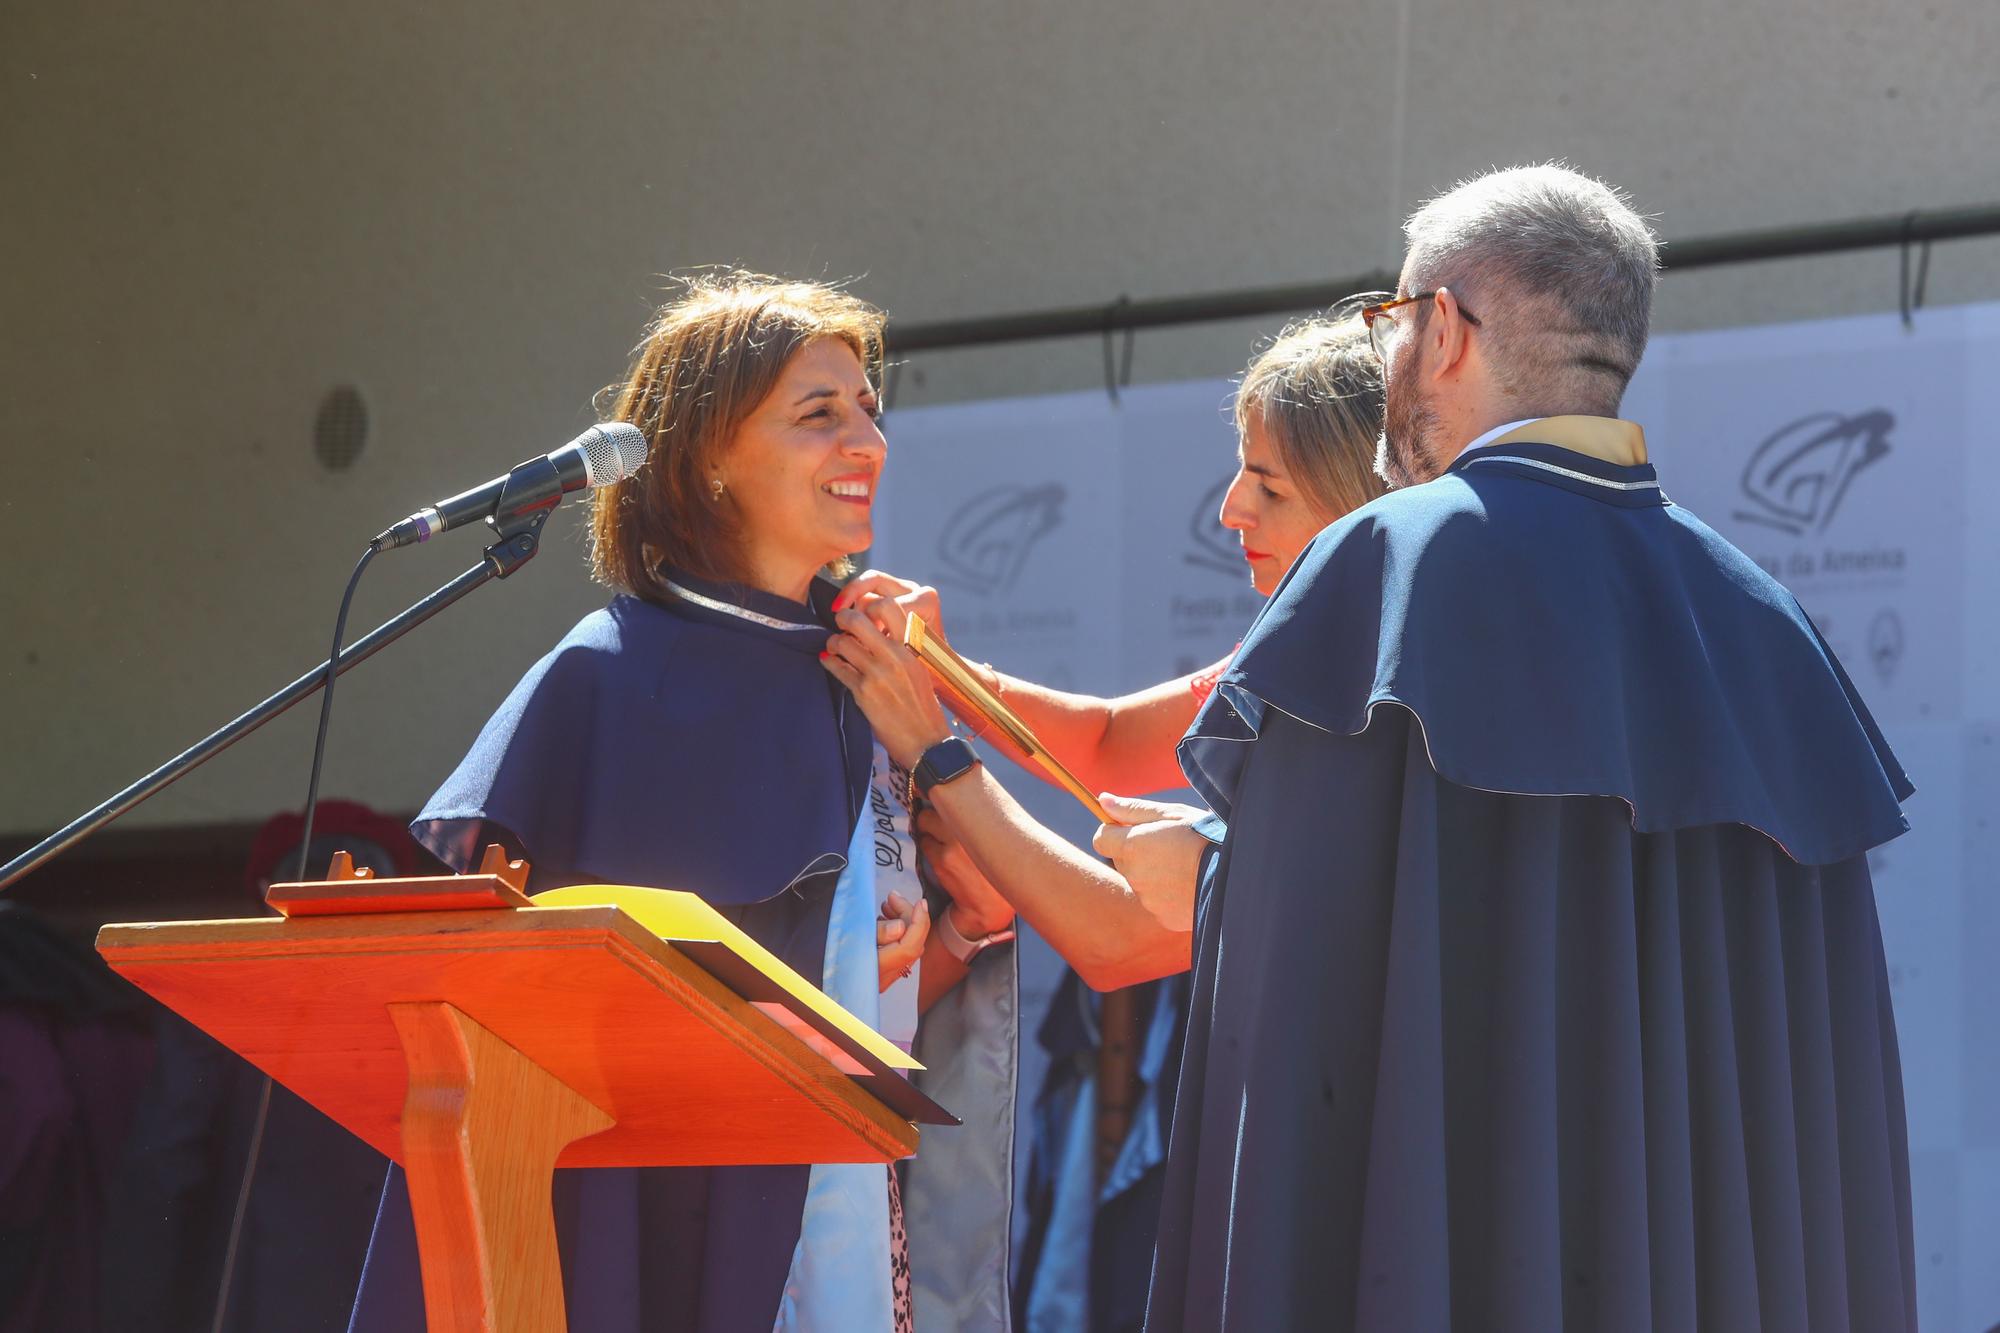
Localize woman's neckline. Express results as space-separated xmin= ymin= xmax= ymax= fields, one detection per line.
xmin=650 ymin=565 xmax=837 ymax=637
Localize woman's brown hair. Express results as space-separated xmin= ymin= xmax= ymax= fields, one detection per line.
xmin=1234 ymin=313 xmax=1387 ymax=522
xmin=591 ymin=272 xmax=886 ymax=600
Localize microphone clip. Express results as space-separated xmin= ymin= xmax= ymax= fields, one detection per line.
xmin=488 ymin=454 xmax=566 ymax=539
xmin=479 ymin=455 xmax=566 ymax=577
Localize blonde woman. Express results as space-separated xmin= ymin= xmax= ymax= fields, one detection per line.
xmin=824 ymin=316 xmax=1386 ymax=984
xmin=823 ymin=317 xmax=1382 ymax=1330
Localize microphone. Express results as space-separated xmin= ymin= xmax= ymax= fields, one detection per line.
xmin=371 ymin=423 xmax=649 ymax=551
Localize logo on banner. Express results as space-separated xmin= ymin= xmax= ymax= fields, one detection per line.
xmin=1183 ymin=474 xmax=1241 ymax=578
xmin=1868 ymin=608 xmax=1905 ymax=686
xmin=934 ymin=483 xmax=1065 ymax=595
xmin=1734 ymin=409 xmax=1894 ymax=535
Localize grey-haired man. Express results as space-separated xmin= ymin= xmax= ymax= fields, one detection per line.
xmin=1110 ymin=164 xmax=1916 ymax=1331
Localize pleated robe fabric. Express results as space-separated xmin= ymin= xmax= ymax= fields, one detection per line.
xmin=1147 ymin=708 xmax=1914 ymax=1332
xmin=1148 ymin=435 xmax=1917 ymax=1332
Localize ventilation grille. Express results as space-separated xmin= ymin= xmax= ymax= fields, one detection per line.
xmin=314 ymin=385 xmax=369 ymax=472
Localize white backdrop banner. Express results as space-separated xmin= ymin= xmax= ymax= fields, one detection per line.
xmin=873 ymin=301 xmax=2000 ymax=1332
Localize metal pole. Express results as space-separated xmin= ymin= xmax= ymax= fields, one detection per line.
xmin=884 ymin=203 xmax=2000 ymax=355
xmin=0 ymin=559 xmax=499 ymax=891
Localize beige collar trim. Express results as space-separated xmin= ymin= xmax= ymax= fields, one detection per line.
xmin=1486 ymin=416 xmax=1648 ymax=467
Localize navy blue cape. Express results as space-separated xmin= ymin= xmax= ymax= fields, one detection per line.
xmin=350 ymin=570 xmax=873 ymax=1333
xmin=1182 ymin=440 xmax=1910 ymax=865
xmin=1150 ymin=441 xmax=1917 ymax=1331
xmin=411 ymin=573 xmax=870 ymax=901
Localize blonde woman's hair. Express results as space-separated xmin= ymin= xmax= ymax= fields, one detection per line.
xmin=1234 ymin=313 xmax=1386 ymax=522
xmin=591 ymin=272 xmax=885 ymax=601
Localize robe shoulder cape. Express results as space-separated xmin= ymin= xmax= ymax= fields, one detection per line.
xmin=353 ymin=573 xmax=875 ymax=1333
xmin=413 ymin=582 xmax=870 ymax=899
xmin=1152 ymin=441 xmax=1917 ymax=1332
xmin=1182 ymin=440 xmax=1910 ymax=865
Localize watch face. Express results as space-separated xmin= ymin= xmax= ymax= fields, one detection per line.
xmin=922 ymin=737 xmax=979 ymax=788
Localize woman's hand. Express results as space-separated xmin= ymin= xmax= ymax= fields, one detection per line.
xmin=914 ymin=805 xmax=1016 ymax=938
xmin=822 ymin=608 xmax=953 ymax=769
xmin=878 ymin=890 xmax=931 ymax=992
xmin=832 ymin=571 xmax=1005 ymax=748
xmin=1091 ymin=793 xmax=1209 ymax=936
xmin=832 ymin=570 xmax=946 ymax=644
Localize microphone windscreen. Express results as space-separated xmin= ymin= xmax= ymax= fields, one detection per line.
xmin=578 ymin=422 xmax=649 ymax=487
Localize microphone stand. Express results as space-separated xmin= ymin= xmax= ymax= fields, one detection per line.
xmin=0 ymin=513 xmax=548 ymax=893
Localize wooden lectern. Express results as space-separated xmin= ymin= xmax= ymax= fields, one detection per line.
xmin=96 ymin=848 xmax=948 ymax=1333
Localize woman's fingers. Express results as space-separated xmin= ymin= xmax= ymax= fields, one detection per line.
xmin=895 ymin=584 xmax=947 ymax=633
xmin=824 ymin=619 xmax=952 ymax=766
xmin=833 ymin=576 xmax=948 ymax=648
xmin=818 ymin=638 xmax=863 ymax=687
xmin=877 ymin=896 xmax=931 ymax=990
xmin=1097 ymin=820 xmax=1204 ymax=934
xmin=923 ymin=836 xmax=975 ymax=891
xmin=832 ymin=570 xmax=919 ymax=612
xmin=833 ymin=612 xmax=934 ymax=692
xmin=858 ymin=595 xmax=912 ymax=640
xmin=921 ymin=842 xmax=1015 ymax=937
xmin=1097 ymin=793 xmax=1170 ymax=825
xmin=835 ymin=608 xmax=902 ymax=656
xmin=1096 ymin=794 xmax=1208 ymax=860
xmin=898 ymin=899 xmax=932 ymax=958
xmin=823 ymin=629 xmax=899 ymax=686
xmin=818 ymin=649 xmax=858 ymax=686
xmin=1097 ymin=793 xmax=1205 ymax=826
xmin=1091 ymin=821 xmax=1132 ymax=859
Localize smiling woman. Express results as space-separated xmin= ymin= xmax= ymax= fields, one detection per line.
xmin=713 ymin=337 xmax=886 ymax=599
xmin=593 ymin=272 xmax=887 ymax=604
xmin=348 ymin=275 xmax=1016 ymax=1333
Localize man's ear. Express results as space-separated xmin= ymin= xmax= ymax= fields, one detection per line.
xmin=1428 ymin=287 xmax=1475 ymax=382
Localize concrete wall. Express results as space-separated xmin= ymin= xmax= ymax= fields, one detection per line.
xmin=4 ymin=0 xmax=1999 ymax=834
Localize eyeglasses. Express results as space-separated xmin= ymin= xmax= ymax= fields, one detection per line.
xmin=1359 ymin=291 xmax=1481 ymax=362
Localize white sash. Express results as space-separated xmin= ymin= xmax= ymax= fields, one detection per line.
xmin=773 ymin=745 xmax=921 ymax=1331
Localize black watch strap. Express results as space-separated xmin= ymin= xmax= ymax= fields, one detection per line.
xmin=913 ymin=736 xmax=981 ymax=798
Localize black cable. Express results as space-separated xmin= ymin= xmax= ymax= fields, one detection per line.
xmin=208 ymin=1077 xmax=272 ymax=1333
xmin=211 ymin=540 xmax=376 ymax=1333
xmin=294 ymin=543 xmax=378 ymax=881
xmin=1100 ymin=295 xmax=1133 ymax=405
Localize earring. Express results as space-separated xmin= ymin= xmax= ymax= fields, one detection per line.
xmin=710 ymin=477 xmax=725 ymax=499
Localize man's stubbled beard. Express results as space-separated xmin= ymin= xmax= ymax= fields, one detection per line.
xmin=1374 ymin=340 xmax=1447 ymax=490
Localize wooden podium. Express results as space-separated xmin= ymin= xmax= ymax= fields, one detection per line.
xmin=96 ymin=849 xmax=946 ymax=1333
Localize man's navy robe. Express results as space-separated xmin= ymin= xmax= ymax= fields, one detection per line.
xmin=1151 ymin=438 xmax=1916 ymax=1332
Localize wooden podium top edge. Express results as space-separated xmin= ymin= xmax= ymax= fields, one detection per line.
xmin=95 ymin=902 xmax=653 ymax=959
xmin=96 ymin=900 xmax=951 ymax=1134
xmin=98 ymin=901 xmax=925 ymax=1161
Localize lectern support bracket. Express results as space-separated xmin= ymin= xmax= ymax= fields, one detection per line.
xmin=391 ymin=1000 xmax=614 ymax=1333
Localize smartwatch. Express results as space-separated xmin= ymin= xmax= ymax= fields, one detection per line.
xmin=911 ymin=735 xmax=981 ymax=802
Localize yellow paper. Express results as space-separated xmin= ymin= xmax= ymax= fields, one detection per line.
xmin=530 ymin=884 xmax=921 ymax=1071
